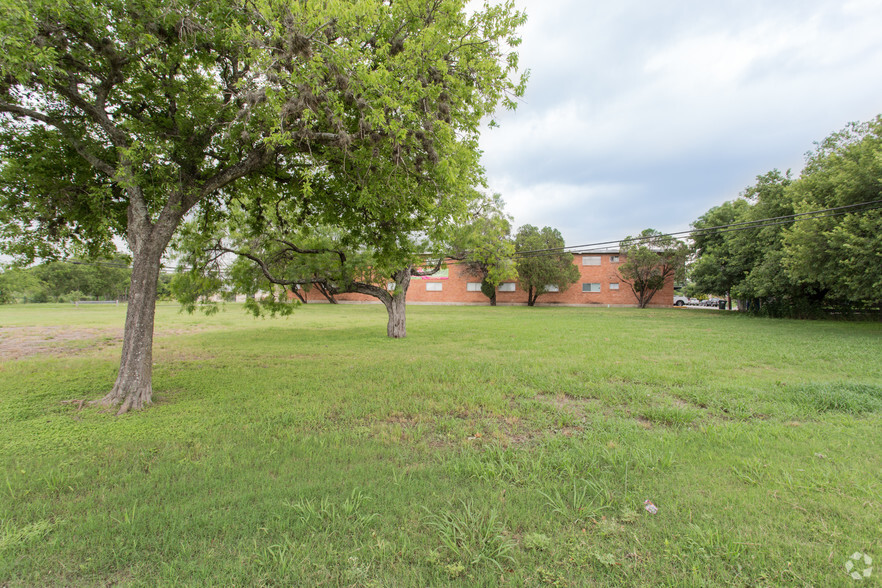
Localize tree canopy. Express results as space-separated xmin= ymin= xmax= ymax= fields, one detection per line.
xmin=617 ymin=229 xmax=688 ymax=309
xmin=689 ymin=116 xmax=882 ymax=317
xmin=449 ymin=193 xmax=516 ymax=305
xmin=0 ymin=0 xmax=527 ymax=412
xmin=514 ymin=224 xmax=578 ymax=306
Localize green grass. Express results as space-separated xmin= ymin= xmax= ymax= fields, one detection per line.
xmin=1 ymin=303 xmax=881 ymax=586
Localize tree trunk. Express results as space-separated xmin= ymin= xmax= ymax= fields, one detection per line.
xmin=97 ymin=245 xmax=163 ymax=414
xmin=385 ymin=293 xmax=407 ymax=338
xmin=316 ymin=283 xmax=338 ymax=303
xmin=490 ymin=292 xmax=497 ymax=306
xmin=527 ymin=287 xmax=537 ymax=306
xmin=383 ymin=269 xmax=411 ymax=338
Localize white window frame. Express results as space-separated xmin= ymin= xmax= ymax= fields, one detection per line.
xmin=582 ymin=256 xmax=601 ymax=266
xmin=466 ymin=282 xmax=482 ymax=292
xmin=498 ymin=282 xmax=516 ymax=292
xmin=609 ymin=282 xmax=620 ymax=290
xmin=426 ymin=282 xmax=443 ymax=292
xmin=582 ymin=283 xmax=601 ymax=293
xmin=544 ymin=284 xmax=560 ymax=292
xmin=610 ymin=255 xmax=620 ymax=263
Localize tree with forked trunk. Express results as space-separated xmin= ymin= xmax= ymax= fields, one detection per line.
xmin=0 ymin=0 xmax=527 ymax=413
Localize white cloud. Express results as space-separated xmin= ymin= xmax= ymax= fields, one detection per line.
xmin=479 ymin=0 xmax=882 ymax=244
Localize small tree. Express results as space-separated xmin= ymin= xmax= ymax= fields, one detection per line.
xmin=618 ymin=229 xmax=688 ymax=308
xmin=175 ymin=226 xmax=444 ymax=339
xmin=449 ymin=193 xmax=516 ymax=306
xmin=514 ymin=225 xmax=579 ymax=306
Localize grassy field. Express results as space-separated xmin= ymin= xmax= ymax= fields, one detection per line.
xmin=1 ymin=302 xmax=881 ymax=586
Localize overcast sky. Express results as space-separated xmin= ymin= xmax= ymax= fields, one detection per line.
xmin=479 ymin=0 xmax=882 ymax=247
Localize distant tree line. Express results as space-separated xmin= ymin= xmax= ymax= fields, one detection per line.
xmin=0 ymin=257 xmax=171 ymax=303
xmin=689 ymin=116 xmax=882 ymax=317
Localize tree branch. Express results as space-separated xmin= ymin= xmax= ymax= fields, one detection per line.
xmin=274 ymin=238 xmax=347 ymax=266
xmin=190 ymin=144 xmax=275 ymax=210
xmin=0 ymin=102 xmax=117 ymax=176
xmin=410 ymin=257 xmax=445 ymax=276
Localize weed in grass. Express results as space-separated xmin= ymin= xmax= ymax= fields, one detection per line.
xmin=683 ymin=522 xmax=747 ymax=564
xmin=285 ymin=489 xmax=378 ymax=532
xmin=788 ymin=382 xmax=882 ymax=414
xmin=41 ymin=468 xmax=76 ymax=495
xmin=522 ymin=532 xmax=552 ymax=551
xmin=539 ymin=477 xmax=614 ymax=525
xmin=450 ymin=443 xmax=544 ymax=485
xmin=0 ymin=518 xmax=55 ymax=551
xmin=110 ymin=500 xmax=139 ymax=528
xmin=732 ymin=458 xmax=768 ymax=486
xmin=533 ymin=565 xmax=569 ymax=586
xmin=444 ymin=562 xmax=466 ymax=579
xmin=423 ymin=500 xmax=515 ymax=572
xmin=619 ymin=507 xmax=640 ymax=524
xmin=596 ymin=516 xmax=624 ymax=537
xmin=639 ymin=405 xmax=701 ymax=427
xmin=255 ymin=535 xmax=306 ymax=581
xmin=343 ymin=556 xmax=372 ymax=584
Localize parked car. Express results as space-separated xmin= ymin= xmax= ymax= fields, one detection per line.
xmin=674 ymin=296 xmax=701 ymax=306
xmin=700 ymin=297 xmax=724 ymax=307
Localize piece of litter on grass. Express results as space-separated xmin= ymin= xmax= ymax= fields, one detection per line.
xmin=644 ymin=500 xmax=658 ymax=514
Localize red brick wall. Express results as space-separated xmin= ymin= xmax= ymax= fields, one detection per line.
xmin=292 ymin=252 xmax=674 ymax=307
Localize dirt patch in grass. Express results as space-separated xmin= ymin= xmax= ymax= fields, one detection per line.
xmin=0 ymin=326 xmax=122 ymax=360
xmin=533 ymin=392 xmax=600 ymax=411
xmin=0 ymin=326 xmax=210 ymax=360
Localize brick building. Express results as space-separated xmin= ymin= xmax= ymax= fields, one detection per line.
xmin=292 ymin=249 xmax=675 ymax=307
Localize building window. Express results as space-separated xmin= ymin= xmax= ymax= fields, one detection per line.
xmin=610 ymin=255 xmax=620 ymax=263
xmin=582 ymin=255 xmax=601 ymax=266
xmin=426 ymin=282 xmax=443 ymax=291
xmin=582 ymin=283 xmax=601 ymax=293
xmin=386 ymin=282 xmax=396 ymax=291
xmin=609 ymin=282 xmax=620 ymax=290
xmin=544 ymin=284 xmax=560 ymax=292
xmin=498 ymin=283 xmax=516 ymax=292
xmin=466 ymin=282 xmax=482 ymax=292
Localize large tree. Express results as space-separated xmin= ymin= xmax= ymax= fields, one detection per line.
xmin=0 ymin=0 xmax=526 ymax=413
xmin=689 ymin=168 xmax=838 ymax=317
xmin=783 ymin=117 xmax=882 ymax=309
xmin=617 ymin=229 xmax=688 ymax=308
xmin=514 ymin=224 xmax=578 ymax=306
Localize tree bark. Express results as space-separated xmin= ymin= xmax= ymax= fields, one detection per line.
xmin=382 ymin=269 xmax=411 ymax=338
xmin=315 ymin=282 xmax=338 ymax=303
xmin=384 ymin=292 xmax=407 ymax=338
xmin=348 ymin=268 xmax=411 ymax=338
xmin=97 ymin=244 xmax=163 ymax=414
